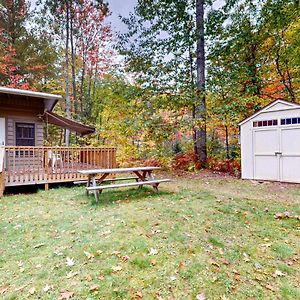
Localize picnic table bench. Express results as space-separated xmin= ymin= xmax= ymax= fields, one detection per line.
xmin=77 ymin=167 xmax=171 ymax=202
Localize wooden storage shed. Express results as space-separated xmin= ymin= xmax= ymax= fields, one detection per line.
xmin=239 ymin=99 xmax=300 ymax=183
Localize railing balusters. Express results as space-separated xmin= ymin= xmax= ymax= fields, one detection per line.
xmin=4 ymin=146 xmax=116 ymax=186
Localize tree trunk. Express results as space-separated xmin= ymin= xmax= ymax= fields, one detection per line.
xmin=65 ymin=1 xmax=71 ymax=146
xmin=225 ymin=125 xmax=229 ymax=159
xmin=70 ymin=1 xmax=78 ymax=116
xmin=80 ymin=53 xmax=86 ymax=120
xmin=195 ymin=0 xmax=207 ymax=166
xmin=188 ymin=39 xmax=197 ymax=149
xmin=86 ymin=72 xmax=92 ymax=118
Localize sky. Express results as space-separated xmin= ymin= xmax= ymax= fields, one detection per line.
xmin=107 ymin=0 xmax=137 ymax=32
xmin=107 ymin=0 xmax=225 ymax=33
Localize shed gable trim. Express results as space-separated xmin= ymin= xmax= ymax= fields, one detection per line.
xmin=238 ymin=99 xmax=300 ymax=126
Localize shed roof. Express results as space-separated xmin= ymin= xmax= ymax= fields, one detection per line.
xmin=238 ymin=99 xmax=300 ymax=126
xmin=0 ymin=87 xmax=61 ymax=111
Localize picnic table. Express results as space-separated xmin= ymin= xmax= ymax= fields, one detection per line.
xmin=77 ymin=166 xmax=170 ymax=202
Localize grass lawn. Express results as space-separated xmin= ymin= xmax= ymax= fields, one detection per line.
xmin=0 ymin=175 xmax=299 ymax=299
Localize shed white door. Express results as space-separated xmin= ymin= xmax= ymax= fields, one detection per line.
xmin=254 ymin=127 xmax=300 ymax=182
xmin=0 ymin=117 xmax=5 ymax=146
xmin=280 ymin=127 xmax=300 ymax=183
xmin=253 ymin=129 xmax=280 ymax=181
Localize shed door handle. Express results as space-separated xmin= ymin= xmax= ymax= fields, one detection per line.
xmin=275 ymin=152 xmax=282 ymax=155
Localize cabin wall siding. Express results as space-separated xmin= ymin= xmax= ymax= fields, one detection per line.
xmin=6 ymin=116 xmax=44 ymax=146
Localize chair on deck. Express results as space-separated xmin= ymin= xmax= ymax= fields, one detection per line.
xmin=48 ymin=150 xmax=63 ymax=169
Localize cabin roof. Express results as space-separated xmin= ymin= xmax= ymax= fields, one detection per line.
xmin=0 ymin=87 xmax=61 ymax=112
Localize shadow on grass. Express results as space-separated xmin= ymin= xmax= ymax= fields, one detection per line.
xmin=75 ymin=186 xmax=173 ymax=207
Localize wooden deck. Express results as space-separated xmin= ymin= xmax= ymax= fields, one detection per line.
xmin=2 ymin=146 xmax=116 ymax=187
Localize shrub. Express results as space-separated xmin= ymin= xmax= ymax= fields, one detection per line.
xmin=172 ymin=151 xmax=197 ymax=171
xmin=207 ymin=157 xmax=241 ymax=176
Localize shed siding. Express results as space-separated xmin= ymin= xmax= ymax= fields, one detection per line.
xmin=6 ymin=116 xmax=44 ymax=146
xmin=240 ymin=121 xmax=253 ymax=179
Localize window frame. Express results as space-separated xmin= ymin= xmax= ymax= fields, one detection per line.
xmin=15 ymin=122 xmax=36 ymax=147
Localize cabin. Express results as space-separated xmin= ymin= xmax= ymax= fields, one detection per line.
xmin=0 ymin=87 xmax=116 ymax=196
xmin=239 ymin=99 xmax=300 ymax=183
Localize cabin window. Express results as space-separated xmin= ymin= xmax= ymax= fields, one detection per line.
xmin=16 ymin=123 xmax=35 ymax=146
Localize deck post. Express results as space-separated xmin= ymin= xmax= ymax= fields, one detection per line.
xmin=0 ymin=171 xmax=5 ymax=197
xmin=0 ymin=147 xmax=4 ymax=197
xmin=45 ymin=183 xmax=49 ymax=191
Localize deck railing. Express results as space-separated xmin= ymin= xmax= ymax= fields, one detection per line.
xmin=4 ymin=146 xmax=116 ymax=187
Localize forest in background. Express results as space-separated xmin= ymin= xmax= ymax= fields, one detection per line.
xmin=0 ymin=0 xmax=299 ymax=173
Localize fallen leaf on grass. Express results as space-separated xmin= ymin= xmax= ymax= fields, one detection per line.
xmin=261 ymin=243 xmax=272 ymax=251
xmin=151 ymin=259 xmax=157 ymax=266
xmin=272 ymin=270 xmax=286 ymax=277
xmin=99 ymin=230 xmax=111 ymax=236
xmin=90 ymin=285 xmax=99 ymax=292
xmin=33 ymin=243 xmax=45 ymax=249
xmin=96 ymin=250 xmax=103 ymax=256
xmin=243 ymin=252 xmax=250 ymax=262
xmin=51 ymin=231 xmax=61 ymax=238
xmin=233 ymin=274 xmax=240 ymax=282
xmin=85 ymin=273 xmax=93 ymax=281
xmin=14 ymin=284 xmax=28 ymax=292
xmin=66 ymin=271 xmax=78 ymax=279
xmin=211 ymin=261 xmax=220 ymax=268
xmin=59 ymin=289 xmax=74 ymax=299
xmin=152 ymin=222 xmax=160 ymax=226
xmin=54 ymin=250 xmax=64 ymax=256
xmin=121 ymin=255 xmax=130 ymax=262
xmin=149 ymin=248 xmax=158 ymax=255
xmin=0 ymin=285 xmax=8 ymax=295
xmin=274 ymin=211 xmax=291 ymax=219
xmin=111 ymin=250 xmax=121 ymax=256
xmin=221 ymin=258 xmax=230 ymax=265
xmin=43 ymin=284 xmax=52 ymax=293
xmin=135 ymin=291 xmax=143 ymax=299
xmin=175 ymin=261 xmax=185 ymax=274
xmin=28 ymin=287 xmax=36 ymax=295
xmin=262 ymin=284 xmax=277 ymax=292
xmin=196 ymin=293 xmax=206 ymax=300
xmin=254 ymin=262 xmax=263 ymax=269
xmin=112 ymin=265 xmax=122 ymax=272
xmin=84 ymin=251 xmax=94 ymax=260
xmin=66 ymin=257 xmax=75 ymax=267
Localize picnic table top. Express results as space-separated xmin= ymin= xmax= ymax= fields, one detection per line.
xmin=78 ymin=166 xmax=161 ymax=175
